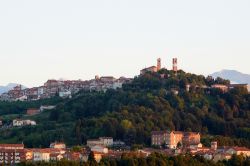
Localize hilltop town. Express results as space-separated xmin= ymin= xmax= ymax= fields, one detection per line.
xmin=1 ymin=58 xmax=249 ymax=102
xmin=0 ymin=58 xmax=249 ymax=165
xmin=0 ymin=76 xmax=132 ymax=101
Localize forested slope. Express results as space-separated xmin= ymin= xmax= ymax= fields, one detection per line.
xmin=0 ymin=69 xmax=249 ymax=148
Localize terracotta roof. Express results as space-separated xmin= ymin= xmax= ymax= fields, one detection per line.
xmin=0 ymin=149 xmax=25 ymax=153
xmin=0 ymin=144 xmax=24 ymax=148
xmin=231 ymin=147 xmax=250 ymax=151
xmin=173 ymin=131 xmax=184 ymax=135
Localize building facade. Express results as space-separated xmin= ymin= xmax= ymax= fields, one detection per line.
xmin=151 ymin=131 xmax=201 ymax=149
xmin=0 ymin=144 xmax=25 ymax=164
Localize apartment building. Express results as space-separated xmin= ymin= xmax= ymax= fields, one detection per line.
xmin=0 ymin=144 xmax=25 ymax=164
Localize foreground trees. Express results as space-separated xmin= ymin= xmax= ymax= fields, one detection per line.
xmin=18 ymin=153 xmax=250 ymax=166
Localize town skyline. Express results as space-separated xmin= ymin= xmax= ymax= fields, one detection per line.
xmin=0 ymin=56 xmax=249 ymax=88
xmin=1 ymin=0 xmax=250 ymax=87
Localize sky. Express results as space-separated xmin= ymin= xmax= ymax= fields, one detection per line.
xmin=0 ymin=0 xmax=250 ymax=87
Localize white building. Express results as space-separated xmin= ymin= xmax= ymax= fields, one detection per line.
xmin=87 ymin=137 xmax=113 ymax=148
xmin=13 ymin=119 xmax=36 ymax=127
xmin=87 ymin=139 xmax=103 ymax=148
xmin=59 ymin=91 xmax=72 ymax=98
xmin=40 ymin=105 xmax=56 ymax=112
xmin=23 ymin=120 xmax=36 ymax=126
xmin=15 ymin=95 xmax=28 ymax=101
xmin=33 ymin=150 xmax=50 ymax=162
xmin=99 ymin=137 xmax=113 ymax=147
xmin=91 ymin=145 xmax=108 ymax=154
xmin=50 ymin=142 xmax=66 ymax=149
xmin=13 ymin=120 xmax=24 ymax=127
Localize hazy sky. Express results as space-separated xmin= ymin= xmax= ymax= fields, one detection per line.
xmin=0 ymin=0 xmax=250 ymax=87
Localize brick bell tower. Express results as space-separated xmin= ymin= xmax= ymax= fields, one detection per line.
xmin=173 ymin=58 xmax=178 ymax=74
xmin=157 ymin=58 xmax=161 ymax=71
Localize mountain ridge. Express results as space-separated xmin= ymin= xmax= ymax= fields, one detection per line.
xmin=211 ymin=69 xmax=250 ymax=84
xmin=0 ymin=83 xmax=26 ymax=94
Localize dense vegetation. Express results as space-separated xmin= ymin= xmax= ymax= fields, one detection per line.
xmin=18 ymin=153 xmax=250 ymax=166
xmin=0 ymin=69 xmax=249 ymax=148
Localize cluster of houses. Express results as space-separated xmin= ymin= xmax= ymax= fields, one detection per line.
xmin=140 ymin=58 xmax=250 ymax=94
xmin=0 ymin=76 xmax=132 ymax=101
xmin=1 ymin=131 xmax=250 ymax=165
xmin=0 ymin=138 xmax=126 ymax=164
xmin=150 ymin=130 xmax=250 ymax=162
xmin=12 ymin=119 xmax=37 ymax=127
xmin=0 ymin=142 xmax=70 ymax=164
xmin=0 ymin=106 xmax=56 ymax=129
xmin=0 ymin=58 xmax=249 ymax=102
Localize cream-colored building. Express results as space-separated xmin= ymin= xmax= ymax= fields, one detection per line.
xmin=33 ymin=149 xmax=50 ymax=162
xmin=151 ymin=131 xmax=201 ymax=149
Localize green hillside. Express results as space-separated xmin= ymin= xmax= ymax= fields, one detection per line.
xmin=0 ymin=69 xmax=249 ymax=148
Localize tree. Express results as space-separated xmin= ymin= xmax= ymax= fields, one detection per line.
xmin=88 ymin=152 xmax=98 ymax=166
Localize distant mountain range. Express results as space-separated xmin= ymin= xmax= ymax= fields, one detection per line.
xmin=0 ymin=83 xmax=26 ymax=94
xmin=211 ymin=70 xmax=250 ymax=84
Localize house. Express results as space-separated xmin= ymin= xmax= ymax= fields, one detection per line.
xmin=15 ymin=95 xmax=28 ymax=101
xmin=13 ymin=119 xmax=36 ymax=127
xmin=26 ymin=108 xmax=40 ymax=116
xmin=183 ymin=132 xmax=201 ymax=148
xmin=0 ymin=144 xmax=25 ymax=164
xmin=87 ymin=139 xmax=103 ymax=148
xmin=226 ymin=147 xmax=250 ymax=157
xmin=13 ymin=119 xmax=24 ymax=127
xmin=211 ymin=142 xmax=218 ymax=151
xmin=40 ymin=105 xmax=56 ymax=112
xmin=91 ymin=145 xmax=108 ymax=154
xmin=38 ymin=86 xmax=45 ymax=98
xmin=24 ymin=149 xmax=33 ymax=161
xmin=201 ymin=150 xmax=216 ymax=160
xmin=92 ymin=151 xmax=103 ymax=163
xmin=33 ymin=149 xmax=51 ymax=162
xmin=59 ymin=90 xmax=72 ymax=98
xmin=64 ymin=151 xmax=84 ymax=161
xmin=99 ymin=137 xmax=113 ymax=147
xmin=100 ymin=76 xmax=116 ymax=83
xmin=23 ymin=120 xmax=36 ymax=126
xmin=27 ymin=87 xmax=39 ymax=100
xmin=140 ymin=58 xmax=161 ymax=75
xmin=50 ymin=153 xmax=64 ymax=161
xmin=102 ymin=150 xmax=124 ymax=160
xmin=113 ymin=140 xmax=126 ymax=148
xmin=50 ymin=142 xmax=66 ymax=149
xmin=211 ymin=84 xmax=228 ymax=93
xmin=140 ymin=66 xmax=158 ymax=75
xmin=213 ymin=153 xmax=232 ymax=162
xmin=228 ymin=84 xmax=250 ymax=92
xmin=87 ymin=137 xmax=114 ymax=148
